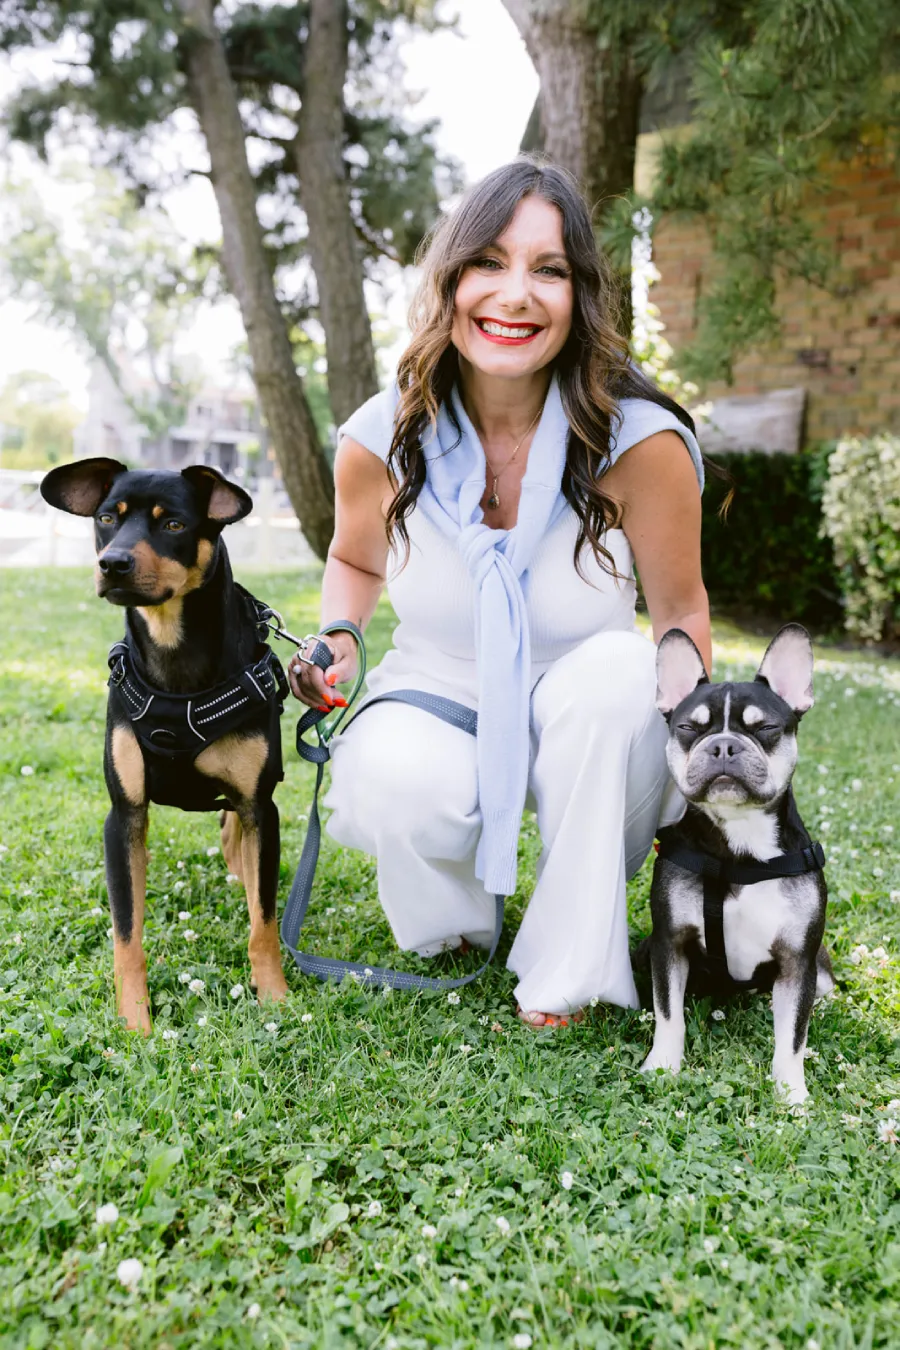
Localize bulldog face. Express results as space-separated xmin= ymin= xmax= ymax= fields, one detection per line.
xmin=656 ymin=625 xmax=815 ymax=810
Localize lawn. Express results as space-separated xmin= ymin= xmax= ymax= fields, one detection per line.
xmin=1 ymin=568 xmax=898 ymax=1350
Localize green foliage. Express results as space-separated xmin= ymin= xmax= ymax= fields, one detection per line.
xmin=0 ymin=571 xmax=898 ymax=1345
xmin=821 ymin=433 xmax=900 ymax=643
xmin=0 ymin=0 xmax=460 ymax=314
xmin=600 ymin=0 xmax=900 ymax=385
xmin=0 ymin=163 xmax=208 ymax=436
xmin=701 ymin=447 xmax=844 ymax=630
xmin=0 ymin=371 xmax=80 ymax=469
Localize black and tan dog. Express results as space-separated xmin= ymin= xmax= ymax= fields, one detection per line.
xmin=41 ymin=458 xmax=289 ymax=1033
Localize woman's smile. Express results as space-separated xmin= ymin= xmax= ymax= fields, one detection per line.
xmin=473 ymin=315 xmax=546 ymax=345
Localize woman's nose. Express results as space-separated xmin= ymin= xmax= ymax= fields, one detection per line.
xmin=494 ymin=266 xmax=531 ymax=309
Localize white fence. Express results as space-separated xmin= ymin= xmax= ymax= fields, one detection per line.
xmin=0 ymin=470 xmax=316 ymax=570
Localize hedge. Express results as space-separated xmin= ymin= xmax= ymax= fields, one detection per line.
xmin=699 ymin=446 xmax=843 ymax=630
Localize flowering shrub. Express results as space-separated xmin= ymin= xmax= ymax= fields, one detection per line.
xmin=820 ymin=434 xmax=900 ymax=642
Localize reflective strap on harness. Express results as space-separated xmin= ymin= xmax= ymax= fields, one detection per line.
xmin=280 ymin=685 xmax=505 ymax=992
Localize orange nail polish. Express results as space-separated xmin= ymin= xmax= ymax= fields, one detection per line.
xmin=325 ymin=671 xmax=337 ymax=686
xmin=318 ymin=704 xmax=330 ymax=713
xmin=333 ymin=697 xmax=348 ymax=708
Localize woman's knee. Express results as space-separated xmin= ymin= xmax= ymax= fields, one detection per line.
xmin=535 ymin=630 xmax=658 ymax=730
xmin=327 ymin=705 xmax=479 ymax=849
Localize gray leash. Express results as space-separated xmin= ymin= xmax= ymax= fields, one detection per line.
xmin=279 ymin=624 xmax=504 ymax=990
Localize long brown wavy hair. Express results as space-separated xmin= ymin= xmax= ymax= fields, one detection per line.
xmin=386 ymin=155 xmax=696 ymax=576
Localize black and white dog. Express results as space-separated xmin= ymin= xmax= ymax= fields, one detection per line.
xmin=640 ymin=624 xmax=833 ymax=1105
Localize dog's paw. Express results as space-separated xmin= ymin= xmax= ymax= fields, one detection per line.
xmin=640 ymin=1049 xmax=682 ymax=1075
xmin=773 ymin=1074 xmax=809 ymax=1107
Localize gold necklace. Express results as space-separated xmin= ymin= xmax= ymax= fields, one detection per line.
xmin=483 ymin=403 xmax=543 ymax=511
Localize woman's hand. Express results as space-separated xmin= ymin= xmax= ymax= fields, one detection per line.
xmin=287 ymin=629 xmax=358 ymax=711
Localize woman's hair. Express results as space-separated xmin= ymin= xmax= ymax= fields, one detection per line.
xmin=386 ymin=155 xmax=696 ymax=575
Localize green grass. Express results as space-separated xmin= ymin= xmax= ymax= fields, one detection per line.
xmin=1 ymin=568 xmax=899 ymax=1349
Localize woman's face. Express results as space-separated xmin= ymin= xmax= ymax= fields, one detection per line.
xmin=451 ymin=195 xmax=574 ymax=381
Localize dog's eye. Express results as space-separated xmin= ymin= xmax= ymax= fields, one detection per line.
xmin=98 ymin=513 xmax=115 ymax=525
xmin=676 ymin=723 xmax=698 ymax=734
xmin=164 ymin=520 xmax=185 ymax=532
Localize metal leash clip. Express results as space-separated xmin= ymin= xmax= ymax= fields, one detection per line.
xmin=263 ymin=611 xmax=333 ymax=672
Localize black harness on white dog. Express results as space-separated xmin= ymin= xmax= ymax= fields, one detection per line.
xmin=655 ymin=831 xmax=826 ymax=991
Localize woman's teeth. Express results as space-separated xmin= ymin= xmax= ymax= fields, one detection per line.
xmin=477 ymin=320 xmax=541 ymax=338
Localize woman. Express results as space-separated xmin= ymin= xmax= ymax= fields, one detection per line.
xmin=288 ymin=157 xmax=710 ymax=1026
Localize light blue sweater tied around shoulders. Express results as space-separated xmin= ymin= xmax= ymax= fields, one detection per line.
xmin=339 ymin=373 xmax=704 ymax=897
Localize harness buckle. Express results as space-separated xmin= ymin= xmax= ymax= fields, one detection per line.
xmin=108 ymin=654 xmax=127 ymax=687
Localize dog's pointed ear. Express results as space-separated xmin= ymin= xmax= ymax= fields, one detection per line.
xmin=656 ymin=629 xmax=709 ymax=717
xmin=41 ymin=458 xmax=128 ymax=516
xmin=755 ymin=623 xmax=814 ymax=715
xmin=181 ymin=465 xmax=252 ymax=525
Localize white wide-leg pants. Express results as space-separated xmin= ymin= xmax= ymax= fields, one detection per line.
xmin=324 ymin=629 xmax=684 ymax=1013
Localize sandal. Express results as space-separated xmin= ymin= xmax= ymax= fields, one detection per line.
xmin=516 ymin=1006 xmax=585 ymax=1029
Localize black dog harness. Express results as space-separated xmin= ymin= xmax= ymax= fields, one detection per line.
xmin=656 ymin=830 xmax=826 ymax=991
xmin=106 ymin=591 xmax=288 ymax=811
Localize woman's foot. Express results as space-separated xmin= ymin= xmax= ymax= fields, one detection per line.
xmin=517 ymin=1006 xmax=584 ymax=1029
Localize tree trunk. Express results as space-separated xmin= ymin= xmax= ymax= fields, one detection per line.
xmin=503 ymin=0 xmax=643 ymax=334
xmin=295 ymin=0 xmax=379 ymax=430
xmin=176 ymin=0 xmax=335 ymax=559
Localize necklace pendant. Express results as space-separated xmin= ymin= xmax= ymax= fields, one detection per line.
xmin=487 ymin=492 xmax=500 ymax=510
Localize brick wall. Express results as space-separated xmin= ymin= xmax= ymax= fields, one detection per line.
xmin=648 ymin=156 xmax=900 ymax=442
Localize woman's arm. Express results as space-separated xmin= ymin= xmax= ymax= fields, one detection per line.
xmin=288 ymin=436 xmax=392 ymax=709
xmin=601 ymin=431 xmax=713 ymax=675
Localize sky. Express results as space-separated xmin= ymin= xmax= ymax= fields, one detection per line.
xmin=0 ymin=0 xmax=538 ymax=413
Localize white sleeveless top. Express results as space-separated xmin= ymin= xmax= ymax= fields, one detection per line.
xmin=340 ymin=386 xmax=704 ymax=708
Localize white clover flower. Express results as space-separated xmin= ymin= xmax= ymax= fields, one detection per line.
xmin=177 ymin=860 xmax=185 ymax=870
xmin=818 ymin=764 xmax=829 ymax=774
xmin=851 ymin=778 xmax=862 ymax=790
xmin=95 ymin=1203 xmax=119 ymax=1225
xmin=422 ymin=1224 xmax=438 ymax=1239
xmin=703 ymin=1238 xmax=716 ymax=1254
xmin=246 ymin=1302 xmax=261 ymax=1320
xmin=512 ymin=1336 xmax=533 ymax=1350
xmin=264 ymin=1021 xmax=278 ymax=1033
xmin=711 ymin=1009 xmax=725 ymax=1022
xmin=447 ymin=991 xmax=460 ymax=1005
xmin=301 ymin=1012 xmax=313 ymax=1023
xmin=47 ymin=1157 xmax=64 ymax=1173
xmin=178 ymin=972 xmax=192 ymax=985
xmin=226 ymin=873 xmax=240 ymax=885
xmin=183 ymin=929 xmax=198 ymax=941
xmin=116 ymin=1258 xmax=144 ymax=1290
xmin=206 ymin=847 xmax=219 ymax=857
xmin=233 ymin=1109 xmax=246 ymax=1122
xmin=90 ymin=907 xmax=103 ymax=917
xmin=560 ymin=1170 xmax=574 ymax=1191
xmin=190 ymin=1062 xmax=200 ymax=1074
xmin=849 ymin=944 xmax=868 ymax=965
xmin=12 ymin=933 xmax=23 ymax=946
xmin=886 ymin=1100 xmax=900 ymax=1112
xmin=197 ymin=1016 xmax=208 ymax=1028
xmin=162 ymin=1029 xmax=178 ymax=1042
xmin=878 ymin=1119 xmax=898 ymax=1145
xmin=675 ymin=1109 xmax=686 ymax=1120
xmin=323 ymin=1081 xmax=336 ymax=1097
xmin=449 ymin=1276 xmax=470 ymax=1292
xmin=102 ymin=1047 xmax=116 ymax=1060
xmin=230 ymin=984 xmax=244 ymax=999
xmin=173 ymin=881 xmax=185 ymax=893
xmin=367 ymin=1200 xmax=382 ymax=1217
xmin=841 ymin=1113 xmax=861 ymax=1128
xmin=495 ymin=1216 xmax=511 ymax=1235
xmin=189 ymin=979 xmax=205 ymax=994
xmin=20 ymin=765 xmax=34 ymax=776
xmin=382 ymin=985 xmax=393 ymax=998
xmin=806 ymin=1340 xmax=821 ymax=1350
xmin=415 ymin=1252 xmax=427 ymax=1268
xmin=459 ymin=1043 xmax=473 ymax=1054
xmin=178 ymin=910 xmax=191 ymax=921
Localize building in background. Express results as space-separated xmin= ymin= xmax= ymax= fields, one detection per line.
xmin=73 ymin=357 xmax=274 ymax=481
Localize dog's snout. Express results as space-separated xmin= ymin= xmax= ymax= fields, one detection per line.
xmin=702 ymin=734 xmax=745 ymax=761
xmin=98 ymin=550 xmax=136 ymax=578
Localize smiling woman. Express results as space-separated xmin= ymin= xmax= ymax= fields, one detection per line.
xmin=287 ymin=156 xmax=711 ymax=1026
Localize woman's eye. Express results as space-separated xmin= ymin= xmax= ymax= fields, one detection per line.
xmin=472 ymin=256 xmax=501 ymax=270
xmin=98 ymin=513 xmax=114 ymax=525
xmin=537 ymin=265 xmax=569 ymax=278
xmin=164 ymin=520 xmax=185 ymax=532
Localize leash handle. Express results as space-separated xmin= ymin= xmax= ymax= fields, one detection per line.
xmin=282 ymin=688 xmax=504 ymax=991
